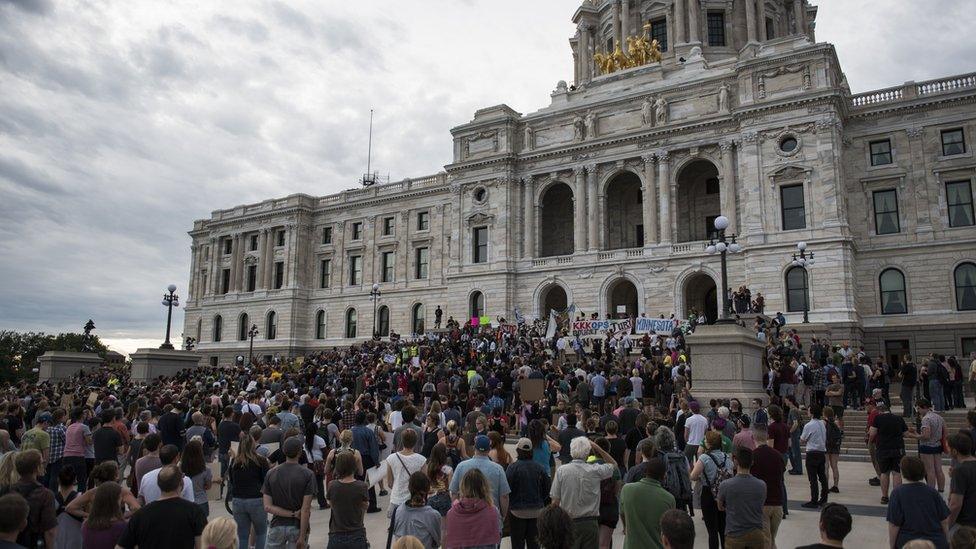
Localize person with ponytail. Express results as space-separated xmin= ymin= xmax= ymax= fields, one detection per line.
xmin=392 ymin=471 xmax=442 ymax=549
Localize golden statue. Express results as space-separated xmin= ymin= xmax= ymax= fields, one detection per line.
xmin=594 ymin=21 xmax=663 ymax=75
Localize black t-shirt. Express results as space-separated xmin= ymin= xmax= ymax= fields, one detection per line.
xmin=116 ymin=497 xmax=206 ymax=549
xmin=951 ymin=460 xmax=976 ymax=527
xmin=93 ymin=426 xmax=122 ymax=462
xmin=901 ymin=363 xmax=918 ymax=387
xmin=217 ymin=420 xmax=242 ymax=454
xmin=5 ymin=415 xmax=23 ymax=445
xmin=158 ymin=412 xmax=183 ymax=446
xmin=873 ymin=413 xmax=907 ymax=455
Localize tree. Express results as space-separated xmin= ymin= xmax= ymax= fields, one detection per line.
xmin=0 ymin=330 xmax=108 ymax=382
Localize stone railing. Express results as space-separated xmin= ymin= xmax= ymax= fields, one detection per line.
xmin=671 ymin=241 xmax=708 ymax=254
xmin=315 ymin=173 xmax=448 ymax=208
xmin=850 ymin=72 xmax=976 ymax=108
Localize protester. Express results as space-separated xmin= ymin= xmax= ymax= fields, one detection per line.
xmin=750 ymin=423 xmax=785 ymax=547
xmin=908 ymin=399 xmax=946 ymax=492
xmin=690 ymin=431 xmax=732 ymax=549
xmin=80 ymin=481 xmax=128 ymax=549
xmin=507 ymin=437 xmax=550 ymax=549
xmin=386 ymin=429 xmax=427 ymax=548
xmin=449 ymin=435 xmax=510 ymax=524
xmin=117 ymin=465 xmax=207 ymax=549
xmin=550 ymin=437 xmax=617 ymax=549
xmin=537 ymin=505 xmax=575 ymax=549
xmin=801 ymin=405 xmax=829 ymax=508
xmin=620 ymin=456 xmax=675 ymax=549
xmin=0 ymin=493 xmax=30 ymax=549
xmin=201 ymin=516 xmax=239 ymax=549
xmin=326 ymin=451 xmax=368 ymax=548
xmin=180 ymin=439 xmax=212 ymax=517
xmin=392 ymin=472 xmax=442 ymax=549
xmin=230 ymin=434 xmax=271 ymax=549
xmin=796 ymin=503 xmax=853 ymax=549
xmin=5 ymin=450 xmax=57 ymax=548
xmin=887 ymin=455 xmax=949 ymax=549
xmin=444 ymin=469 xmax=501 ymax=549
xmin=262 ymin=437 xmax=315 ymax=549
xmin=660 ymin=509 xmax=695 ymax=549
xmin=948 ymin=432 xmax=976 ymax=531
xmin=869 ymin=402 xmax=907 ymax=504
xmin=139 ymin=444 xmax=193 ymax=504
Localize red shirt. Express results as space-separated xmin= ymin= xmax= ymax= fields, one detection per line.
xmin=751 ymin=445 xmax=786 ymax=506
xmin=768 ymin=421 xmax=790 ymax=454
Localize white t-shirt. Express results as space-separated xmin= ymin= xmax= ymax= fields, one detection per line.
xmin=139 ymin=468 xmax=195 ymax=504
xmin=390 ymin=411 xmax=404 ymax=432
xmin=386 ymin=451 xmax=427 ymax=506
xmin=684 ymin=413 xmax=709 ymax=446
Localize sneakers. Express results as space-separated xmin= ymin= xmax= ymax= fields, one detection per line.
xmin=869 ymin=477 xmax=881 ymax=486
xmin=829 ymin=486 xmax=840 ymax=493
xmin=881 ymin=496 xmax=889 ymax=504
xmin=801 ymin=501 xmax=820 ymax=509
xmin=379 ymin=490 xmax=389 ymax=496
xmin=366 ymin=507 xmax=383 ymax=514
xmin=789 ymin=471 xmax=804 ymax=476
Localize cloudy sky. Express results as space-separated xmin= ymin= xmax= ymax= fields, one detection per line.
xmin=2 ymin=0 xmax=974 ymax=355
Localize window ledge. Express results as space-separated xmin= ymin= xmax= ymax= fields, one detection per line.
xmin=938 ymin=152 xmax=972 ymax=162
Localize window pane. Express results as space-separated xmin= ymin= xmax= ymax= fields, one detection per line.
xmin=473 ymin=227 xmax=488 ymax=263
xmin=880 ymin=269 xmax=907 ymax=314
xmin=956 ymin=263 xmax=976 ymax=311
xmin=707 ymin=12 xmax=725 ymax=46
xmin=346 ymin=310 xmax=357 ymax=338
xmin=942 ymin=129 xmax=966 ymax=156
xmin=947 ymin=181 xmax=975 ymax=227
xmin=781 ymin=185 xmax=806 ymax=230
xmin=650 ymin=19 xmax=668 ymax=51
xmin=873 ymin=190 xmax=900 ymax=234
xmin=415 ymin=248 xmax=428 ymax=279
xmin=320 ymin=259 xmax=330 ymax=288
xmin=785 ymin=267 xmax=808 ymax=312
xmin=870 ymin=140 xmax=892 ymax=166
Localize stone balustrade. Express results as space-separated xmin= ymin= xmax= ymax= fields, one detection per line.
xmin=851 ymin=72 xmax=976 ymax=108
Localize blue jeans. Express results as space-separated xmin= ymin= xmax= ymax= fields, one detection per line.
xmin=929 ymin=380 xmax=946 ymax=412
xmin=266 ymin=525 xmax=301 ymax=549
xmin=233 ymin=497 xmax=268 ymax=549
xmin=327 ymin=530 xmax=368 ymax=549
xmin=789 ymin=429 xmax=803 ymax=473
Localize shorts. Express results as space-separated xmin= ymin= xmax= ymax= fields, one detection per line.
xmin=919 ymin=445 xmax=943 ymax=455
xmin=878 ymin=453 xmax=903 ymax=474
xmin=598 ymin=503 xmax=620 ymax=528
xmin=830 ymin=405 xmax=845 ymax=419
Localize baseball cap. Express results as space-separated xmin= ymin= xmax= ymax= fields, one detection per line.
xmin=36 ymin=412 xmax=53 ymax=424
xmin=516 ymin=438 xmax=532 ymax=452
xmin=475 ymin=435 xmax=491 ymax=451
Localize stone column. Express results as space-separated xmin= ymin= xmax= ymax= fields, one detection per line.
xmin=580 ymin=24 xmax=592 ymax=82
xmin=657 ymin=151 xmax=672 ymax=243
xmin=229 ymin=234 xmax=241 ymax=292
xmin=256 ymin=229 xmax=268 ymax=289
xmin=586 ymin=164 xmax=599 ymax=251
xmin=400 ymin=211 xmax=410 ymax=280
xmin=235 ymin=234 xmax=246 ymax=290
xmin=523 ymin=177 xmax=536 ymax=258
xmin=612 ymin=0 xmax=621 ymax=49
xmin=793 ymin=0 xmax=805 ymax=36
xmin=759 ymin=9 xmax=769 ymax=41
xmin=573 ymin=167 xmax=587 ymax=252
xmin=674 ymin=0 xmax=686 ymax=44
xmin=642 ymin=154 xmax=658 ymax=244
xmin=263 ymin=228 xmax=275 ymax=289
xmin=745 ymin=0 xmax=758 ymax=43
xmin=687 ymin=0 xmax=700 ymax=44
xmin=720 ymin=140 xmax=738 ymax=234
xmin=620 ymin=0 xmax=630 ymax=43
xmin=208 ymin=237 xmax=218 ymax=295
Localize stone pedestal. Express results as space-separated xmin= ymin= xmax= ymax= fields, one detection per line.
xmin=685 ymin=322 xmax=768 ymax=409
xmin=37 ymin=352 xmax=102 ymax=382
xmin=130 ymin=348 xmax=200 ymax=382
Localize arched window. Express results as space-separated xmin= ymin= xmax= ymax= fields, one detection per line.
xmin=412 ymin=304 xmax=425 ymax=334
xmin=315 ymin=310 xmax=326 ymax=339
xmin=377 ymin=306 xmax=390 ymax=338
xmin=266 ymin=311 xmax=277 ymax=340
xmin=238 ymin=313 xmax=249 ymax=341
xmin=470 ymin=291 xmax=485 ymax=321
xmin=879 ymin=269 xmax=907 ymax=315
xmin=345 ymin=309 xmax=358 ymax=338
xmin=785 ymin=267 xmax=809 ymax=313
xmin=212 ymin=315 xmax=223 ymax=342
xmin=955 ymin=263 xmax=976 ymax=311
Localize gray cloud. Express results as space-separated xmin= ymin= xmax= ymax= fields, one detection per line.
xmin=0 ymin=0 xmax=974 ymax=354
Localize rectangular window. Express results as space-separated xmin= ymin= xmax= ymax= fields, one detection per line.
xmin=942 ymin=129 xmax=966 ymax=156
xmin=351 ymin=222 xmax=363 ymax=240
xmin=276 ymin=230 xmax=285 ymax=247
xmin=780 ymin=184 xmax=806 ymax=230
xmin=417 ymin=211 xmax=430 ymax=231
xmin=707 ymin=12 xmax=726 ymax=46
xmin=947 ymin=180 xmax=975 ymax=227
xmin=381 ymin=251 xmax=394 ymax=283
xmin=246 ymin=265 xmax=257 ymax=292
xmin=249 ymin=234 xmax=259 ymax=251
xmin=765 ymin=18 xmax=775 ymax=40
xmin=415 ymin=247 xmax=429 ymax=279
xmin=383 ymin=217 xmax=395 ymax=236
xmin=870 ymin=139 xmax=893 ymax=166
xmin=349 ymin=255 xmax=362 ymax=286
xmin=473 ymin=227 xmax=488 ymax=264
xmin=873 ymin=189 xmax=900 ymax=234
xmin=606 ymin=38 xmax=614 ymax=53
xmin=322 ymin=226 xmax=332 ymax=245
xmin=650 ymin=18 xmax=668 ymax=52
xmin=221 ymin=269 xmax=231 ymax=294
xmin=223 ymin=239 xmax=232 ymax=255
xmin=273 ymin=262 xmax=284 ymax=289
xmin=319 ymin=259 xmax=331 ymax=288
xmin=705 ymin=215 xmax=719 ymax=240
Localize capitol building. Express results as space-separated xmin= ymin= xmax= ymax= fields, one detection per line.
xmin=183 ymin=0 xmax=976 ymax=367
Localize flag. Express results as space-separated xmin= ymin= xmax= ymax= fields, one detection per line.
xmin=514 ymin=307 xmax=525 ymax=325
xmin=545 ymin=309 xmax=557 ymax=339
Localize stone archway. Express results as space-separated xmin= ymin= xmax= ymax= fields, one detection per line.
xmin=539 ymin=182 xmax=575 ymax=257
xmin=683 ymin=273 xmax=718 ymax=324
xmin=540 ymin=284 xmax=568 ymax=318
xmin=675 ymin=159 xmax=721 ymax=243
xmin=607 ymin=278 xmax=639 ymax=319
xmin=605 ymin=172 xmax=644 ymax=249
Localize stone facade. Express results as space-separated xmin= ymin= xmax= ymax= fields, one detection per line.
xmin=183 ymin=0 xmax=976 ymax=366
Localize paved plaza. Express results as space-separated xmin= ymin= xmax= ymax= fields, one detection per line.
xmin=207 ymin=457 xmax=907 ymax=548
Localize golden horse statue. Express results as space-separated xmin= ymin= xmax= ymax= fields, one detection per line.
xmin=594 ymin=22 xmax=663 ymax=75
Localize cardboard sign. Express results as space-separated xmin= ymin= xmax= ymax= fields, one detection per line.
xmin=520 ymin=378 xmax=545 ymax=403
xmin=207 ymin=460 xmax=222 ymax=501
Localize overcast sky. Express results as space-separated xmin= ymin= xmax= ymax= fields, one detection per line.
xmin=2 ymin=0 xmax=974 ymax=355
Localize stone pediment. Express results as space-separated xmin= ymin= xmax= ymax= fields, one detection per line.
xmin=769 ymin=165 xmax=812 ymax=182
xmin=465 ymin=212 xmax=495 ymax=227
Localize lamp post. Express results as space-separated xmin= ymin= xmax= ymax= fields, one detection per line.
xmin=160 ymin=285 xmax=180 ymax=349
xmin=790 ymin=242 xmax=815 ymax=323
xmin=370 ymin=283 xmax=382 ymax=339
xmin=705 ymin=215 xmax=743 ymax=322
xmin=247 ymin=324 xmax=259 ymax=364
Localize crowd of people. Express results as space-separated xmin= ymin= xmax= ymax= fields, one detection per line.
xmin=0 ymin=320 xmax=974 ymax=549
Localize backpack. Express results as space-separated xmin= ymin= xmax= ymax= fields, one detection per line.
xmin=801 ymin=365 xmax=813 ymax=386
xmin=661 ymin=451 xmax=694 ymax=503
xmin=826 ymin=421 xmax=843 ymax=449
xmin=704 ymin=452 xmax=733 ymax=499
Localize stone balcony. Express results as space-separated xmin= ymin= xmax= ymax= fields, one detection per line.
xmin=849 ymin=72 xmax=976 ymax=110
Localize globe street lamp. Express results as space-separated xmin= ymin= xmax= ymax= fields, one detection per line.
xmin=247 ymin=324 xmax=259 ymax=364
xmin=160 ymin=284 xmax=180 ymax=349
xmin=705 ymin=215 xmax=743 ymax=322
xmin=790 ymin=242 xmax=816 ymax=324
xmin=370 ymin=283 xmax=382 ymax=339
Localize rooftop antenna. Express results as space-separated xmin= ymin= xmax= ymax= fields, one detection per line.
xmin=361 ymin=109 xmax=379 ymax=187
